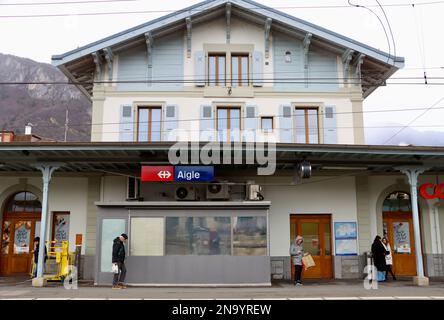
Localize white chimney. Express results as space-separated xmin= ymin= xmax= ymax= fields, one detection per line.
xmin=25 ymin=123 xmax=32 ymax=135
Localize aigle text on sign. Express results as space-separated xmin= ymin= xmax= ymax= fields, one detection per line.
xmin=141 ymin=166 xmax=214 ymax=182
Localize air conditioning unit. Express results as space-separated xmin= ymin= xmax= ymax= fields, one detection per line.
xmin=206 ymin=182 xmax=230 ymax=200
xmin=175 ymin=186 xmax=197 ymax=201
xmin=246 ymin=183 xmax=264 ymax=201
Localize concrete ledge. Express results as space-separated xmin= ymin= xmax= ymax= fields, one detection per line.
xmin=413 ymin=276 xmax=429 ymax=286
xmin=31 ymin=278 xmax=47 ymax=287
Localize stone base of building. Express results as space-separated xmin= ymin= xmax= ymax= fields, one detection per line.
xmin=425 ymin=254 xmax=444 ymax=277
xmin=32 ymin=277 xmax=47 ymax=287
xmin=413 ymin=276 xmax=429 ymax=286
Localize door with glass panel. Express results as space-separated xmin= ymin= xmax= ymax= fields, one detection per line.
xmin=137 ymin=107 xmax=162 ymax=142
xmin=217 ymin=107 xmax=241 ymax=142
xmin=290 ymin=214 xmax=332 ymax=279
xmin=0 ymin=192 xmax=42 ymax=275
xmin=295 ymin=107 xmax=319 ymax=144
xmin=382 ymin=192 xmax=418 ymax=276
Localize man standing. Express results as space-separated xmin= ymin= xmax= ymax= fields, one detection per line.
xmin=112 ymin=233 xmax=128 ymax=289
xmin=33 ymin=237 xmax=47 ymax=278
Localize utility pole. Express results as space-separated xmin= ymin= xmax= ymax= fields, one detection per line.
xmin=64 ymin=105 xmax=69 ymax=142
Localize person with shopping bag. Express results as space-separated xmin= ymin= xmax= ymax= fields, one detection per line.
xmin=382 ymin=237 xmax=396 ymax=280
xmin=371 ymin=235 xmax=387 ymax=282
xmin=290 ymin=235 xmax=304 ymax=286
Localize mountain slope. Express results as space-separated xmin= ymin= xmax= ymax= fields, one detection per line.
xmin=0 ymin=53 xmax=91 ymax=141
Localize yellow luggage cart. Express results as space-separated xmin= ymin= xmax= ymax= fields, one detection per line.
xmin=30 ymin=241 xmax=75 ymax=282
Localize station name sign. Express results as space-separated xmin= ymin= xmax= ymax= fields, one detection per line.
xmin=141 ymin=166 xmax=214 ymax=182
xmin=419 ymin=183 xmax=444 ymax=199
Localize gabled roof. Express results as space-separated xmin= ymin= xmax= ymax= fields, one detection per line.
xmin=51 ymin=0 xmax=404 ymax=99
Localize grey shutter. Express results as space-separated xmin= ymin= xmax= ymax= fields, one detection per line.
xmin=200 ymin=105 xmax=215 ymax=141
xmin=163 ymin=104 xmax=178 ymax=141
xmin=323 ymin=105 xmax=337 ymax=144
xmin=252 ymin=51 xmax=263 ymax=87
xmin=195 ymin=51 xmax=205 ymax=87
xmin=244 ymin=105 xmax=258 ymax=142
xmin=119 ymin=104 xmax=134 ymax=142
xmin=279 ymin=104 xmax=293 ymax=143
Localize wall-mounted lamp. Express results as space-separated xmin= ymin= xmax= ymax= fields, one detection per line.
xmin=227 ymin=87 xmax=232 ymax=95
xmin=285 ymin=51 xmax=292 ymax=63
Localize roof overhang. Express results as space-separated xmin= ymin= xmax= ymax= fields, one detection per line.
xmin=0 ymin=142 xmax=442 ymax=175
xmin=51 ymin=0 xmax=404 ymax=99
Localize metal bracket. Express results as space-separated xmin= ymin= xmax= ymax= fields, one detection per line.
xmin=264 ymin=18 xmax=272 ymax=59
xmin=353 ymin=53 xmax=365 ymax=85
xmin=226 ymin=3 xmax=231 ymax=44
xmin=103 ymin=47 xmax=114 ymax=81
xmin=144 ymin=32 xmax=153 ymax=68
xmin=186 ymin=17 xmax=192 ymax=58
xmin=303 ymin=33 xmax=312 ymax=87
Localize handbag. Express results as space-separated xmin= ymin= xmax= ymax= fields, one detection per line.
xmin=302 ymin=253 xmax=316 ymax=270
xmin=111 ymin=263 xmax=119 ymax=274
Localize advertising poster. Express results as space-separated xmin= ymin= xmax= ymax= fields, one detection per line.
xmin=334 ymin=222 xmax=358 ymax=256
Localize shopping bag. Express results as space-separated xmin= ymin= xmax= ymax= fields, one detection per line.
xmin=112 ymin=263 xmax=119 ymax=274
xmin=302 ymin=253 xmax=316 ymax=270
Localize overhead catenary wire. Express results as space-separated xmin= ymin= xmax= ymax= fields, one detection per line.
xmin=1 ymin=1 xmax=444 ymax=18
xmin=0 ymin=0 xmax=137 ymax=6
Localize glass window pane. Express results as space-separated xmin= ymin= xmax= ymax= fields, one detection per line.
xmin=14 ymin=221 xmax=31 ymax=254
xmin=130 ymin=217 xmax=164 ymax=256
xmin=295 ymin=109 xmax=306 ymax=143
xmin=1 ymin=221 xmax=11 ymax=254
xmin=101 ymin=219 xmax=126 ymax=272
xmin=218 ymin=56 xmax=225 ymax=86
xmin=241 ymin=56 xmax=249 ymax=86
xmin=262 ymin=118 xmax=273 ymax=132
xmin=231 ymin=57 xmax=239 ymax=87
xmin=209 ymin=56 xmax=216 ymax=86
xmin=393 ymin=222 xmax=411 ymax=254
xmin=233 ymin=216 xmax=267 ymax=256
xmin=150 ymin=108 xmax=162 ymax=142
xmin=53 ymin=214 xmax=70 ymax=242
xmin=307 ymin=109 xmax=318 ymax=144
xmin=35 ymin=221 xmax=41 ymax=239
xmin=138 ymin=108 xmax=149 ymax=142
xmin=324 ymin=223 xmax=331 ymax=256
xmin=230 ymin=109 xmax=241 ymax=142
xmin=218 ymin=109 xmax=228 ymax=142
xmin=166 ymin=217 xmax=231 ymax=255
xmin=301 ymin=222 xmax=320 ymax=256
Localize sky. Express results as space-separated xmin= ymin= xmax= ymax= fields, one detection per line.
xmin=1 ymin=0 xmax=444 ymax=140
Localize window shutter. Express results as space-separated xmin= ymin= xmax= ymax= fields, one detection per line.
xmin=243 ymin=105 xmax=258 ymax=142
xmin=163 ymin=104 xmax=178 ymax=141
xmin=323 ymin=105 xmax=337 ymax=144
xmin=200 ymin=105 xmax=215 ymax=141
xmin=119 ymin=104 xmax=134 ymax=142
xmin=195 ymin=51 xmax=205 ymax=87
xmin=252 ymin=51 xmax=263 ymax=87
xmin=279 ymin=104 xmax=293 ymax=143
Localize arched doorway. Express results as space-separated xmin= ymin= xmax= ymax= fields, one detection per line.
xmin=382 ymin=191 xmax=418 ymax=276
xmin=0 ymin=191 xmax=42 ymax=276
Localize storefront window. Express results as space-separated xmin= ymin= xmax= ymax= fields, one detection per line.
xmin=130 ymin=217 xmax=164 ymax=256
xmin=233 ymin=216 xmax=267 ymax=256
xmin=101 ymin=219 xmax=126 ymax=272
xmin=166 ymin=217 xmax=231 ymax=255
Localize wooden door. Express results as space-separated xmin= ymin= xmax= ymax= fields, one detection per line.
xmin=383 ymin=212 xmax=417 ymax=276
xmin=0 ymin=218 xmax=40 ymax=275
xmin=290 ymin=214 xmax=333 ymax=279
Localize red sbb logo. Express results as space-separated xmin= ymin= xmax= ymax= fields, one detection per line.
xmin=419 ymin=183 xmax=444 ymax=200
xmin=141 ymin=166 xmax=174 ymax=182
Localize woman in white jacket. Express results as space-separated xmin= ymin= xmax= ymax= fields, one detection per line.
xmin=382 ymin=237 xmax=397 ymax=280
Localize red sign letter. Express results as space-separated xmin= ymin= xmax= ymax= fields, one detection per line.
xmin=141 ymin=166 xmax=174 ymax=182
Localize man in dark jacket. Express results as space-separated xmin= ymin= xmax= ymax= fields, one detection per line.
xmin=112 ymin=233 xmax=128 ymax=289
xmin=33 ymin=237 xmax=48 ymax=278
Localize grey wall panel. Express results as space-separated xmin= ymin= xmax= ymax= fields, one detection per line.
xmin=273 ymin=32 xmax=304 ymax=91
xmin=117 ymin=45 xmax=149 ymax=91
xmin=97 ymin=256 xmax=270 ymax=285
xmin=308 ymin=46 xmax=338 ymax=90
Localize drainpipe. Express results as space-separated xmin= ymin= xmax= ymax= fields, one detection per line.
xmin=33 ymin=163 xmax=61 ymax=287
xmin=398 ymin=166 xmax=429 ymax=285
